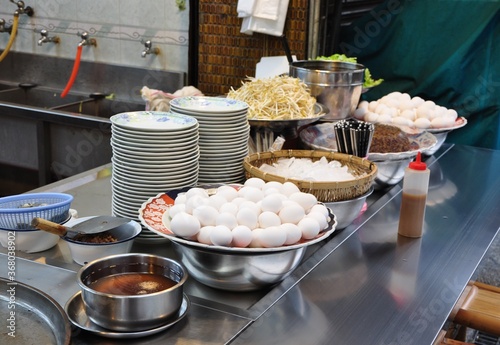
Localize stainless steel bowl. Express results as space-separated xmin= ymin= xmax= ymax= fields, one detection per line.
xmin=77 ymin=253 xmax=187 ymax=332
xmin=290 ymin=60 xmax=365 ymax=121
xmin=324 ymin=187 xmax=373 ymax=229
xmin=371 ymin=157 xmax=413 ymax=190
xmin=171 ymin=241 xmax=306 ymax=291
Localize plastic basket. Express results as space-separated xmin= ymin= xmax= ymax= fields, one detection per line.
xmin=0 ymin=193 xmax=73 ymax=230
xmin=243 ymin=150 xmax=377 ymax=202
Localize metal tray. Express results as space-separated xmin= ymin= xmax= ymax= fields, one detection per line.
xmin=0 ymin=277 xmax=71 ymax=345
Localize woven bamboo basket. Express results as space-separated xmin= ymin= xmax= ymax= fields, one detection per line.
xmin=243 ymin=150 xmax=377 ymax=202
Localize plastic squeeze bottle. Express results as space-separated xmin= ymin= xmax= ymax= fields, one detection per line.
xmin=397 ymin=152 xmax=430 ymax=238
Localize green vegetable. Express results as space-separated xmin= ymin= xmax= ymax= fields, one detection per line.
xmin=315 ymin=54 xmax=383 ymax=89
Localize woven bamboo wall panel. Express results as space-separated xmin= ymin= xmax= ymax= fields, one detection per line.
xmin=197 ymin=0 xmax=309 ymax=96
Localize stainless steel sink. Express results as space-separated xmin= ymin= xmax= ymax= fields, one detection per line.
xmin=0 ymin=84 xmax=144 ymax=118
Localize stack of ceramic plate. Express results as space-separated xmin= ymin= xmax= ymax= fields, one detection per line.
xmin=110 ymin=111 xmax=199 ymax=241
xmin=169 ymin=96 xmax=249 ymax=184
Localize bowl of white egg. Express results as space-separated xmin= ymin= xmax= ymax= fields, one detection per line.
xmin=139 ymin=178 xmax=338 ymax=291
xmin=353 ymin=91 xmax=467 ymax=155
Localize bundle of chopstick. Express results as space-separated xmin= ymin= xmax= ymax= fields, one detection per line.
xmin=334 ymin=119 xmax=374 ymax=157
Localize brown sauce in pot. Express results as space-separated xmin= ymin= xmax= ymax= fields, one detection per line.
xmin=89 ymin=273 xmax=177 ymax=295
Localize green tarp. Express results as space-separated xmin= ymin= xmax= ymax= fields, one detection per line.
xmin=338 ymin=0 xmax=500 ymax=149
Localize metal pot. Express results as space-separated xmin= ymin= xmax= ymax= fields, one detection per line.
xmin=77 ymin=253 xmax=187 ymax=331
xmin=290 ymin=60 xmax=365 ymax=121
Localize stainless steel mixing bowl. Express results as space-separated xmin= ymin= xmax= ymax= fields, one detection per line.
xmin=371 ymin=157 xmax=413 ymax=190
xmin=170 ymin=241 xmax=306 ymax=291
xmin=324 ymin=186 xmax=373 ymax=229
xmin=77 ymin=253 xmax=187 ymax=332
xmin=289 ymin=60 xmax=365 ymax=121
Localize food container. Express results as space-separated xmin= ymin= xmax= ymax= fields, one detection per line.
xmin=62 ymin=217 xmax=142 ymax=265
xmin=0 ymin=193 xmax=73 ymax=230
xmin=289 ymin=60 xmax=365 ymax=121
xmin=243 ymin=150 xmax=377 ymax=202
xmin=325 ymin=187 xmax=373 ymax=229
xmin=77 ymin=253 xmax=187 ymax=332
xmin=0 ymin=227 xmax=60 ymax=253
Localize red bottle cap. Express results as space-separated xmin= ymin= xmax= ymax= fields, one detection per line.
xmin=409 ymin=152 xmax=427 ymax=170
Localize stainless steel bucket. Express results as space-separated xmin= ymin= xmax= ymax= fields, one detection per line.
xmin=290 ymin=60 xmax=365 ymax=121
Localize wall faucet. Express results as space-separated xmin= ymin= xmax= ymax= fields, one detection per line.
xmin=38 ymin=29 xmax=59 ymax=45
xmin=78 ymin=32 xmax=96 ymax=47
xmin=0 ymin=19 xmax=13 ymax=34
xmin=10 ymin=0 xmax=34 ymax=16
xmin=141 ymin=40 xmax=160 ymax=58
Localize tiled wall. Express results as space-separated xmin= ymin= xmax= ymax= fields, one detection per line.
xmin=0 ymin=0 xmax=189 ymax=73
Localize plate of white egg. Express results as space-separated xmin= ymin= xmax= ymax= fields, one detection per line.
xmin=353 ymin=91 xmax=467 ymax=131
xmin=138 ymin=178 xmax=338 ymax=253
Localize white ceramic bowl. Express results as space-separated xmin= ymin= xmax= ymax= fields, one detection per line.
xmin=62 ymin=217 xmax=141 ymax=265
xmin=0 ymin=228 xmax=59 ymax=253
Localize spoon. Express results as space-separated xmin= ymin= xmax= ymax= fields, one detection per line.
xmin=31 ymin=216 xmax=130 ymax=239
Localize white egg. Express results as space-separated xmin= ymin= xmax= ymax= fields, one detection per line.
xmin=298 ymin=218 xmax=321 ymax=239
xmin=219 ymin=202 xmax=239 ymax=215
xmin=392 ymin=116 xmax=412 ymax=127
xmin=414 ymin=117 xmax=431 ymax=129
xmin=244 ymin=177 xmax=266 ymax=189
xmin=279 ymin=204 xmax=306 ymax=224
xmin=197 ymin=226 xmax=215 ymax=244
xmin=263 ymin=187 xmax=282 ymax=196
xmin=260 ymin=194 xmax=284 ymax=213
xmin=400 ymin=108 xmax=416 ymax=120
xmin=399 ymin=93 xmax=412 ymax=102
xmin=258 ymin=211 xmax=281 ymax=228
xmin=249 ymin=228 xmax=264 ymax=248
xmin=353 ymin=107 xmax=368 ymax=120
xmin=238 ymin=199 xmax=261 ymax=214
xmin=217 ymin=185 xmax=239 ymax=201
xmin=446 ymin=109 xmax=458 ymax=120
xmin=365 ymin=112 xmax=379 ymax=122
xmin=281 ymin=182 xmax=301 ymax=197
xmin=236 ymin=207 xmax=259 ymax=229
xmin=210 ymin=225 xmax=233 ymax=246
xmin=231 ymin=225 xmax=253 ymax=247
xmin=238 ymin=186 xmax=265 ymax=203
xmin=257 ymin=226 xmax=286 ymax=248
xmin=281 ymin=223 xmax=302 ymax=245
xmin=368 ymin=100 xmax=379 ymax=112
xmin=168 ymin=204 xmax=186 ymax=219
xmin=411 ymin=96 xmax=425 ymax=107
xmin=192 ymin=205 xmax=219 ymax=227
xmin=174 ymin=194 xmax=187 ymax=205
xmin=185 ymin=187 xmax=209 ymax=199
xmin=262 ymin=181 xmax=284 ymax=194
xmin=184 ymin=195 xmax=209 ymax=214
xmin=230 ymin=197 xmax=246 ymax=207
xmin=208 ymin=194 xmax=227 ymax=211
xmin=422 ymin=100 xmax=436 ymax=109
xmin=358 ymin=100 xmax=369 ymax=110
xmin=169 ymin=212 xmax=201 ymax=238
xmin=375 ymin=103 xmax=389 ymax=115
xmin=399 ymin=99 xmax=415 ymax=111
xmin=309 ymin=204 xmax=329 ymax=218
xmin=377 ymin=113 xmax=392 ymax=123
xmin=306 ymin=211 xmax=328 ymax=230
xmin=216 ymin=212 xmax=238 ymax=230
xmin=431 ymin=116 xmax=455 ymax=128
xmin=289 ymin=192 xmax=317 ymax=212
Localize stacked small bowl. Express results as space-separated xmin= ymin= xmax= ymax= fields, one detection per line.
xmin=110 ymin=111 xmax=199 ymax=241
xmin=169 ymin=96 xmax=249 ymax=184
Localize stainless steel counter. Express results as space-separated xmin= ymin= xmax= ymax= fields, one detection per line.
xmin=1 ymin=144 xmax=499 ymax=344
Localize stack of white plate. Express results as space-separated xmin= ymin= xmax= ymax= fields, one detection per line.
xmin=110 ymin=111 xmax=199 ymax=241
xmin=169 ymin=96 xmax=249 ymax=184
